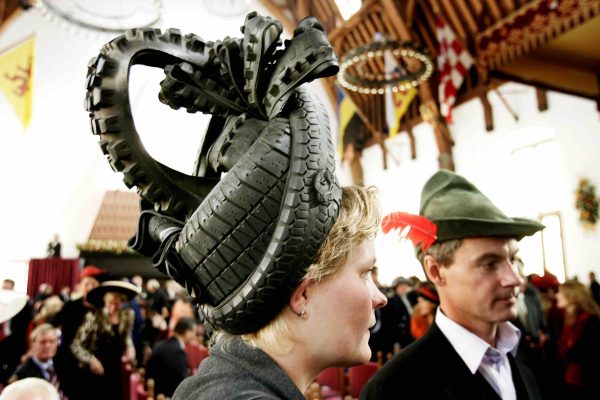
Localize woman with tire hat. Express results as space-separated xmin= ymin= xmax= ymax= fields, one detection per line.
xmin=86 ymin=11 xmax=387 ymax=400
xmin=70 ymin=281 xmax=139 ymax=400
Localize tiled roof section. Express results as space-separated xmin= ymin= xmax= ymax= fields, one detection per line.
xmin=88 ymin=190 xmax=140 ymax=241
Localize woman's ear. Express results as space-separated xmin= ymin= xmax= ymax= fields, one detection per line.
xmin=424 ymin=255 xmax=445 ymax=287
xmin=289 ymin=278 xmax=311 ymax=316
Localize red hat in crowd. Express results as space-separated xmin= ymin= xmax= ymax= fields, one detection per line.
xmin=417 ymin=284 xmax=440 ymax=305
xmin=80 ymin=265 xmax=107 ymax=280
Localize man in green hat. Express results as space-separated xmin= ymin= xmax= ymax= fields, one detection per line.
xmin=362 ymin=170 xmax=544 ymax=400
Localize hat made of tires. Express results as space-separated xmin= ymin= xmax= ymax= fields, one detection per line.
xmin=85 ymin=12 xmax=342 ymax=334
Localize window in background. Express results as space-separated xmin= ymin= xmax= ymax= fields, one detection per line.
xmin=509 ymin=129 xmax=567 ymax=281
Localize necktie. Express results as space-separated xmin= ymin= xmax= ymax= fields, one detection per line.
xmin=47 ymin=365 xmax=67 ymax=400
xmin=483 ymin=348 xmax=502 ymax=372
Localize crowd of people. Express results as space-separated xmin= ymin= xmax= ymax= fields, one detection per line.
xmin=0 ymin=271 xmax=207 ymax=400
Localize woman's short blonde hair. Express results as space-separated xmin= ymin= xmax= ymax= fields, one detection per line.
xmin=305 ymin=186 xmax=380 ymax=282
xmin=242 ymin=186 xmax=379 ymax=349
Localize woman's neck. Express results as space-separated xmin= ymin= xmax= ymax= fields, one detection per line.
xmin=257 ymin=340 xmax=318 ymax=393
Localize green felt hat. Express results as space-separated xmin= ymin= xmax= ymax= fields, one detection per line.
xmin=420 ymin=170 xmax=544 ymax=242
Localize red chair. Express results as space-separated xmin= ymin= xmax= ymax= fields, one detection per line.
xmin=185 ymin=342 xmax=210 ymax=374
xmin=316 ymin=367 xmax=345 ymax=399
xmin=347 ymin=362 xmax=379 ymax=398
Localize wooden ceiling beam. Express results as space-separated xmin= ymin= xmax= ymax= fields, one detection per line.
xmin=483 ymin=0 xmax=503 ymax=21
xmin=260 ymin=0 xmax=297 ymax=33
xmin=296 ymin=0 xmax=309 ymax=19
xmin=381 ymin=0 xmax=413 ymax=39
xmin=498 ymin=0 xmax=516 ymax=15
xmin=455 ymin=0 xmax=479 ymax=35
xmin=480 ymin=93 xmax=494 ymax=131
xmin=438 ymin=0 xmax=468 ymax=41
xmin=536 ymin=88 xmax=548 ymax=112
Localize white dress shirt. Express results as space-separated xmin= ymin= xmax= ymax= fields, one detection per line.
xmin=435 ymin=308 xmax=521 ymax=400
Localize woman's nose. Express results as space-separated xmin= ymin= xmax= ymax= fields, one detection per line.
xmin=371 ymin=285 xmax=388 ymax=309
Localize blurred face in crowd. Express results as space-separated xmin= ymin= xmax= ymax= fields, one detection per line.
xmin=426 ymin=237 xmax=522 ymax=337
xmin=80 ymin=276 xmax=99 ymax=299
xmin=104 ymin=292 xmax=125 ymax=315
xmin=183 ymin=326 xmax=197 ymax=343
xmin=32 ymin=329 xmax=58 ymax=362
xmin=131 ymin=275 xmax=143 ymax=288
xmin=2 ymin=279 xmax=15 ymax=290
xmin=416 ymin=296 xmax=437 ymax=316
xmin=304 ymin=240 xmax=387 ymax=366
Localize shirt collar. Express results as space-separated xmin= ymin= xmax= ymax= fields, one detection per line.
xmin=32 ymin=357 xmax=54 ymax=371
xmin=435 ymin=308 xmax=520 ymax=374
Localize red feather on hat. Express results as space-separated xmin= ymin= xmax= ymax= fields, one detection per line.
xmin=381 ymin=211 xmax=438 ymax=251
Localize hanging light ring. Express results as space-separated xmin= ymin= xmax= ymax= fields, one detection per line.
xmin=337 ymin=39 xmax=434 ymax=95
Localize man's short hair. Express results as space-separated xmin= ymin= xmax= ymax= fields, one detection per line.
xmin=174 ymin=317 xmax=197 ymax=335
xmin=30 ymin=323 xmax=57 ymax=344
xmin=417 ymin=239 xmax=463 ymax=267
xmin=147 ymin=279 xmax=160 ymax=290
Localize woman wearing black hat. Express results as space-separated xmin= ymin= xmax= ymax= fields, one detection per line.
xmin=70 ymin=281 xmax=139 ymax=400
xmin=86 ymin=9 xmax=388 ymax=399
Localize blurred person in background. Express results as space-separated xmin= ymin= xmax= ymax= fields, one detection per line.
xmin=9 ymin=324 xmax=64 ymax=399
xmin=410 ymin=283 xmax=439 ymax=340
xmin=555 ymin=280 xmax=600 ymax=399
xmin=0 ymin=279 xmax=33 ymax=387
xmin=70 ymin=281 xmax=139 ymax=400
xmin=146 ymin=317 xmax=197 ymax=398
xmin=51 ymin=266 xmax=106 ymax=399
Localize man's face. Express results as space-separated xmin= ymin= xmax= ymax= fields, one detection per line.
xmin=395 ymin=283 xmax=410 ymax=296
xmin=183 ymin=327 xmax=197 ymax=343
xmin=80 ymin=277 xmax=99 ymax=298
xmin=435 ymin=237 xmax=522 ymax=332
xmin=2 ymin=280 xmax=14 ymax=290
xmin=32 ymin=330 xmax=58 ymax=362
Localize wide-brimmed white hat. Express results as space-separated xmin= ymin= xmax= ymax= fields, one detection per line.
xmin=87 ymin=280 xmax=140 ymax=308
xmin=0 ymin=289 xmax=28 ymax=323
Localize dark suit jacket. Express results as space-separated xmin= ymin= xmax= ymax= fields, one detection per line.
xmin=383 ymin=294 xmax=414 ymax=349
xmin=12 ymin=357 xmax=47 ymax=381
xmin=145 ymin=336 xmax=189 ymax=397
xmin=0 ymin=302 xmax=33 ymax=385
xmin=361 ymin=322 xmax=542 ymax=400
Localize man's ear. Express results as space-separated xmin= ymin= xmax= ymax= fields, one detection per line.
xmin=289 ymin=278 xmax=311 ymax=316
xmin=424 ymin=255 xmax=446 ymax=287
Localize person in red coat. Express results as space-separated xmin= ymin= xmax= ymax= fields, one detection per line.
xmin=555 ymin=280 xmax=600 ymax=399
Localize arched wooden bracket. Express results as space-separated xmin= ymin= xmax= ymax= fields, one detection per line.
xmin=536 ymin=88 xmax=548 ymax=112
xmin=480 ymin=93 xmax=494 ymax=132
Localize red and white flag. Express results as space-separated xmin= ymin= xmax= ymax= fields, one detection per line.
xmin=436 ymin=15 xmax=473 ymax=123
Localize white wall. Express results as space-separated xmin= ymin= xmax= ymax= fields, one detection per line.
xmin=358 ymin=82 xmax=600 ymax=285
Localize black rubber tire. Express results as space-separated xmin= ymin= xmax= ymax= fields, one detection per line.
xmin=178 ymin=88 xmax=338 ymax=334
xmin=85 ymin=28 xmax=220 ymax=219
xmin=87 ymin=15 xmax=341 ymax=334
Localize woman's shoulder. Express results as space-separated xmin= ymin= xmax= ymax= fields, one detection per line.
xmin=224 ymin=391 xmax=280 ymax=400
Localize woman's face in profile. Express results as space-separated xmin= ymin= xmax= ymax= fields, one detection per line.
xmin=307 ymin=240 xmax=387 ymax=366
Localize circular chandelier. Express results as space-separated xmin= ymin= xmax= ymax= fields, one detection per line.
xmin=337 ymin=39 xmax=434 ymax=95
xmin=32 ymin=0 xmax=162 ymax=35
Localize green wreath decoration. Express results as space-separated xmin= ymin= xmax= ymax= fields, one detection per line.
xmin=575 ymin=178 xmax=599 ymax=225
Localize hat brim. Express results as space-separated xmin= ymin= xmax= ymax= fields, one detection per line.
xmin=435 ymin=217 xmax=544 ymax=242
xmin=86 ymin=281 xmax=140 ymax=308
